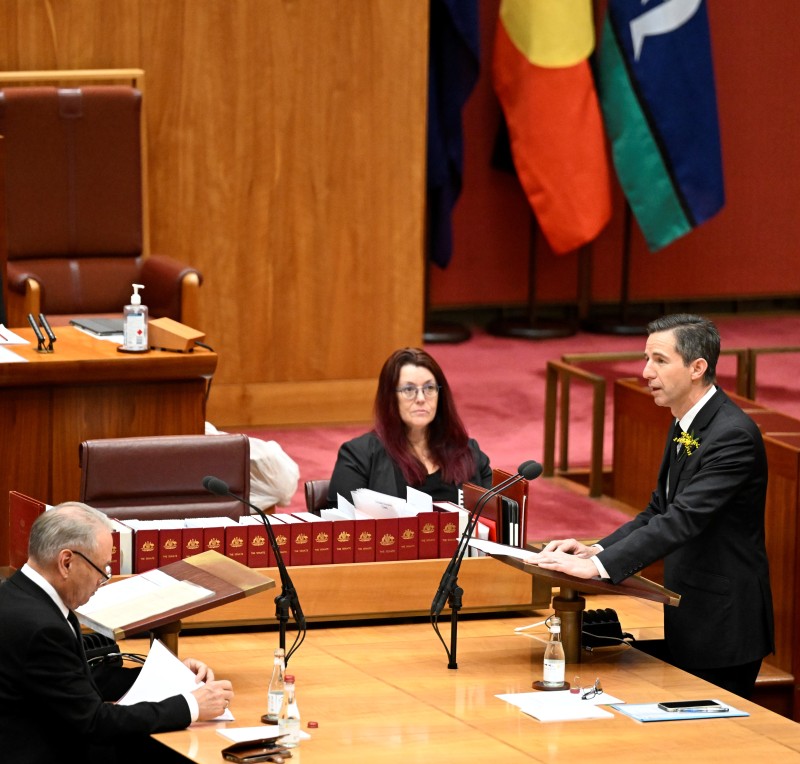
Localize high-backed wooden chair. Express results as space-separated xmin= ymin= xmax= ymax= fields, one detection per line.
xmin=79 ymin=434 xmax=250 ymax=521
xmin=0 ymin=70 xmax=201 ymax=327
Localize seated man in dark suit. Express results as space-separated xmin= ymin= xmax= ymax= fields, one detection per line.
xmin=529 ymin=314 xmax=774 ymax=698
xmin=0 ymin=502 xmax=234 ymax=764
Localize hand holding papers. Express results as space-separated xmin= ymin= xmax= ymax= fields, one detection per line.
xmin=118 ymin=639 xmax=234 ymax=722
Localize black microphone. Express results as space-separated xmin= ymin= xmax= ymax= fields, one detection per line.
xmin=38 ymin=313 xmax=57 ymax=346
xmin=431 ymin=459 xmax=542 ymax=617
xmin=202 ymin=475 xmax=306 ymax=657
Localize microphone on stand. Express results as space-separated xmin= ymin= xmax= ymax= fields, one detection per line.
xmin=430 ymin=459 xmax=543 ymax=669
xmin=202 ymin=475 xmax=306 ymax=663
xmin=431 ymin=459 xmax=542 ymax=616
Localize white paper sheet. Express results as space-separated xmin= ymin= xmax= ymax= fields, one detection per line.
xmin=217 ymin=726 xmax=311 ymax=743
xmin=0 ymin=324 xmax=30 ymax=345
xmin=0 ymin=346 xmax=27 ymax=363
xmin=496 ymin=689 xmax=623 ymax=722
xmin=406 ymin=486 xmax=433 ymax=511
xmin=468 ymin=537 xmax=532 ymax=560
xmin=118 ymin=638 xmax=233 ymax=721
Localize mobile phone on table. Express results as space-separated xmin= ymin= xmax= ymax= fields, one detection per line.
xmin=657 ymin=699 xmax=729 ymax=713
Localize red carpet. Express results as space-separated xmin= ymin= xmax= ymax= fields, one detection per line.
xmin=235 ymin=313 xmax=800 ymax=543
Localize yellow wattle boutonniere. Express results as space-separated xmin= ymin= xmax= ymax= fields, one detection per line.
xmin=674 ymin=430 xmax=700 ymax=457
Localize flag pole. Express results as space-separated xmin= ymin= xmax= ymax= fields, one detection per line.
xmin=423 ymin=260 xmax=472 ymax=344
xmin=580 ymin=202 xmax=650 ymax=335
xmin=422 ymin=199 xmax=471 ymax=344
xmin=487 ymin=211 xmax=576 ymax=340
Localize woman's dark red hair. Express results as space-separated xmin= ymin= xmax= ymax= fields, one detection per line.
xmin=373 ymin=347 xmax=475 ymax=487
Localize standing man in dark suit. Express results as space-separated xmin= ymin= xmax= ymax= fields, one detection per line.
xmin=0 ymin=502 xmax=234 ymax=764
xmin=530 ymin=314 xmax=774 ymax=698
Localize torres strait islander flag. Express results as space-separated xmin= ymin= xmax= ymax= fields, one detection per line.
xmin=492 ymin=0 xmax=612 ymax=254
xmin=598 ymin=0 xmax=725 ymax=251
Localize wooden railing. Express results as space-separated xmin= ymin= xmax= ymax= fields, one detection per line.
xmin=543 ymin=347 xmax=757 ymax=497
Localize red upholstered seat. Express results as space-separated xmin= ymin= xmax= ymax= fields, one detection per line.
xmin=304 ymin=479 xmax=331 ymax=515
xmin=0 ymin=84 xmax=200 ymax=326
xmin=79 ymin=434 xmax=250 ymax=521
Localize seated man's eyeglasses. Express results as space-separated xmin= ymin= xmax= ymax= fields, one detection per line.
xmin=581 ymin=678 xmax=603 ymax=700
xmin=70 ymin=549 xmax=113 ymax=585
xmin=396 ymin=384 xmax=441 ymax=400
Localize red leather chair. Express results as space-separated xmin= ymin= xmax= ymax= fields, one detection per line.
xmin=0 ymin=83 xmax=201 ymax=326
xmin=79 ymin=434 xmax=250 ymax=521
xmin=304 ymin=479 xmax=331 ymax=515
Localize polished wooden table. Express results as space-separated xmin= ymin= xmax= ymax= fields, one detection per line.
xmin=123 ymin=594 xmax=800 ymax=763
xmin=0 ymin=326 xmax=216 ymax=564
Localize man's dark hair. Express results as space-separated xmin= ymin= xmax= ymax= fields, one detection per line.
xmin=646 ymin=314 xmax=720 ymax=385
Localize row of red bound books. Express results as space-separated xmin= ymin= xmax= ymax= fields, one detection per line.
xmin=109 ymin=505 xmax=469 ymax=575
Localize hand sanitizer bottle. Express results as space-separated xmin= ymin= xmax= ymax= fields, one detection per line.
xmin=122 ymin=284 xmax=148 ymax=352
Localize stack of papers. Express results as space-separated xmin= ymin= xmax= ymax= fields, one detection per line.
xmin=497 ymin=689 xmax=623 ymax=722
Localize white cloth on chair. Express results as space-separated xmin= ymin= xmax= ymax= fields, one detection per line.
xmin=205 ymin=422 xmax=300 ymax=509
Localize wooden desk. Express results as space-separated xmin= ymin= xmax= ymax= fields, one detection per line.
xmin=0 ymin=326 xmax=216 ymax=563
xmin=130 ymin=594 xmax=800 ymax=763
xmin=179 ymin=556 xmax=551 ymax=627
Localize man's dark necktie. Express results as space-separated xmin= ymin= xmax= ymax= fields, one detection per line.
xmin=67 ymin=611 xmax=86 ymax=660
xmin=670 ymin=421 xmax=682 ymax=464
xmin=667 ymin=421 xmax=681 ymax=498
xmin=67 ymin=610 xmax=102 ymax=692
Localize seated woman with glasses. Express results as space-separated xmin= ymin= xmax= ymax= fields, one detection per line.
xmin=327 ymin=347 xmax=492 ymax=505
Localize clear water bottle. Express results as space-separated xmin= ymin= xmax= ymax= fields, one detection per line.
xmin=278 ymin=674 xmax=301 ymax=747
xmin=542 ymin=616 xmax=566 ymax=687
xmin=264 ymin=647 xmax=285 ymax=723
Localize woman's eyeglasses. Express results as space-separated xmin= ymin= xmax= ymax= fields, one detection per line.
xmin=396 ymin=384 xmax=441 ymax=400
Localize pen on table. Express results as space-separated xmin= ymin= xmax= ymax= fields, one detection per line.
xmin=680 ymin=707 xmax=729 ymax=713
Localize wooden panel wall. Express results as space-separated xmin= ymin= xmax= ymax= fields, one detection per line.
xmin=0 ymin=1 xmax=428 ymax=426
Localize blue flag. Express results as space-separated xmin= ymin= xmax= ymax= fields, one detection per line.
xmin=426 ymin=0 xmax=480 ymax=268
xmin=599 ymin=0 xmax=724 ymax=251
